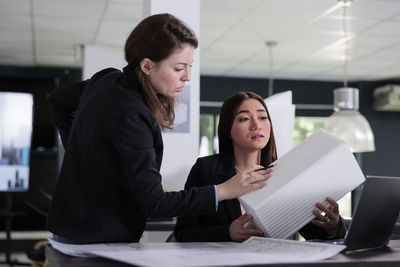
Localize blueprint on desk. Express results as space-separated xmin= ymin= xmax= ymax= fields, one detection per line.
xmin=49 ymin=236 xmax=345 ymax=267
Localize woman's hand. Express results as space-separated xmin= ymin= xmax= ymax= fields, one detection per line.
xmin=216 ymin=165 xmax=272 ymax=201
xmin=229 ymin=214 xmax=264 ymax=242
xmin=311 ymin=197 xmax=340 ymax=231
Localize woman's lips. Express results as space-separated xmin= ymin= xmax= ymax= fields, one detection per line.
xmin=251 ymin=134 xmax=264 ymax=139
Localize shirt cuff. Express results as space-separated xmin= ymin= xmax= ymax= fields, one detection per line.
xmin=214 ymin=185 xmax=218 ymax=211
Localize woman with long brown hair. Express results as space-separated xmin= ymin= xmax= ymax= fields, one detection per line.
xmin=46 ymin=14 xmax=271 ymax=244
xmin=174 ymin=91 xmax=346 ymax=242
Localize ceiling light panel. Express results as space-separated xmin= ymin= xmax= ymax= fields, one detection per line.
xmin=238 ymin=54 xmax=296 ymax=72
xmin=367 ymin=47 xmax=400 ymax=60
xmin=33 ymin=0 xmax=106 ymax=19
xmin=201 ymin=0 xmax=261 ymax=11
xmin=201 ymin=8 xmax=247 ymax=28
xmin=304 ymin=16 xmax=379 ymax=34
xmin=203 ymin=39 xmax=265 ymax=60
xmin=35 ymin=31 xmax=93 ymax=45
xmin=97 ymin=20 xmax=138 ymax=36
xmin=220 ymin=25 xmax=264 ymax=43
xmin=242 ymin=13 xmax=312 ymax=36
xmin=329 ymin=0 xmax=400 ymax=20
xmin=350 ymin=34 xmax=400 ymax=49
xmin=363 ymin=20 xmax=400 ymax=36
xmin=95 ymin=35 xmax=126 ymax=47
xmin=257 ymin=0 xmax=334 ymax=15
xmin=0 ymin=0 xmax=30 ymax=15
xmin=349 ymin=57 xmax=397 ymax=73
xmin=105 ymin=1 xmax=142 ymax=20
xmin=0 ymin=42 xmax=32 ymax=53
xmin=35 ymin=17 xmax=98 ymax=33
xmin=0 ymin=15 xmax=31 ymax=30
xmin=200 ymin=61 xmax=233 ymax=76
xmin=366 ymin=63 xmax=400 ymax=79
xmin=200 ymin=24 xmax=233 ymax=41
xmin=391 ymin=13 xmax=400 ymax=21
xmin=0 ymin=29 xmax=31 ymax=43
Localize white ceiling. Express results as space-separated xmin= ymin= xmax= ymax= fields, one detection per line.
xmin=1 ymin=0 xmax=400 ymax=81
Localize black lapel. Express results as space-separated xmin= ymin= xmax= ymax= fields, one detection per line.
xmin=215 ymin=153 xmax=242 ymax=220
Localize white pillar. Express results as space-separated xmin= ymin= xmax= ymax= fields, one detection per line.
xmin=144 ymin=0 xmax=201 ymax=191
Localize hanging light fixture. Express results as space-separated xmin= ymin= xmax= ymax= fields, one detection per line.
xmin=266 ymin=41 xmax=277 ymax=97
xmin=324 ymin=87 xmax=375 ymax=152
xmin=323 ymin=0 xmax=375 ymax=153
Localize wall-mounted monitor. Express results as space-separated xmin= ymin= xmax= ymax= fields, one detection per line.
xmin=0 ymin=92 xmax=33 ymax=192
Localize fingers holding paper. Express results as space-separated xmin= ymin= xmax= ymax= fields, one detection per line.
xmin=216 ymin=165 xmax=272 ymax=201
xmin=229 ymin=214 xmax=264 ymax=242
xmin=311 ymin=197 xmax=340 ymax=231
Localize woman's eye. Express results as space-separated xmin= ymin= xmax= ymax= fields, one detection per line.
xmin=238 ymin=117 xmax=249 ymax=122
xmin=175 ymin=68 xmax=184 ymax=72
xmin=260 ymin=116 xmax=268 ymax=121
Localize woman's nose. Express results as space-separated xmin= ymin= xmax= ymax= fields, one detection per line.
xmin=251 ymin=120 xmax=260 ymax=130
xmin=182 ymin=67 xmax=191 ymax=81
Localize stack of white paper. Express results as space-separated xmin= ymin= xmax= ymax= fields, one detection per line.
xmin=239 ymin=129 xmax=365 ymax=239
xmin=264 ymin=91 xmax=295 ymax=158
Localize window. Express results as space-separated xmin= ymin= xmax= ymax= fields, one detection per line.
xmin=199 ymin=114 xmax=215 ymax=157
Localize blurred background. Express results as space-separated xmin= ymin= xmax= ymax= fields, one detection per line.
xmin=0 ymin=0 xmax=399 ymax=264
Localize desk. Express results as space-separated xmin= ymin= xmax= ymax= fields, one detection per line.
xmin=144 ymin=218 xmax=176 ymax=231
xmin=46 ymin=240 xmax=400 ymax=267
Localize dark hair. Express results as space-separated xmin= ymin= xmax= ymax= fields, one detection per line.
xmin=218 ymin=91 xmax=277 ymax=167
xmin=124 ymin=13 xmax=198 ymax=129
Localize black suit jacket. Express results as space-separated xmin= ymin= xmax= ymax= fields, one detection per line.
xmin=46 ymin=66 xmax=216 ymax=244
xmin=174 ymin=153 xmax=346 ymax=242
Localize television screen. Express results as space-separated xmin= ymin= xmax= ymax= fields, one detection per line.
xmin=0 ymin=92 xmax=33 ymax=192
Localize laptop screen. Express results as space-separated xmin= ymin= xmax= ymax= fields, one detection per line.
xmin=345 ymin=175 xmax=400 ymax=252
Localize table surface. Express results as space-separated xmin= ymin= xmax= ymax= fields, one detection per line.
xmin=46 ymin=239 xmax=400 ymax=267
xmin=144 ymin=218 xmax=176 ymax=231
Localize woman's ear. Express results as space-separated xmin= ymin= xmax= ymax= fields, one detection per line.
xmin=140 ymin=58 xmax=154 ymax=75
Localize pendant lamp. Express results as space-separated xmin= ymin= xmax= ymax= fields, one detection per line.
xmin=324 ymin=87 xmax=375 ymax=152
xmin=323 ymin=0 xmax=375 ymax=153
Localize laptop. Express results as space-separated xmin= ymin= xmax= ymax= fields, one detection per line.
xmin=341 ymin=175 xmax=400 ymax=252
xmin=314 ymin=175 xmax=400 ymax=252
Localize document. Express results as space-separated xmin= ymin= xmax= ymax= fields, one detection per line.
xmin=239 ymin=129 xmax=365 ymax=239
xmin=48 ymin=236 xmax=345 ymax=267
xmin=264 ymin=90 xmax=295 ymax=157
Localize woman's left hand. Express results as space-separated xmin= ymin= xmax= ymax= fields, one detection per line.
xmin=311 ymin=197 xmax=340 ymax=231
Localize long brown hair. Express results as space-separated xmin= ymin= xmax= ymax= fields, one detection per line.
xmin=124 ymin=13 xmax=198 ymax=129
xmin=218 ymin=91 xmax=277 ymax=166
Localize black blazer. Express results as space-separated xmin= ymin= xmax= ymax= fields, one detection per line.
xmin=174 ymin=153 xmax=346 ymax=242
xmin=46 ymin=66 xmax=216 ymax=244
